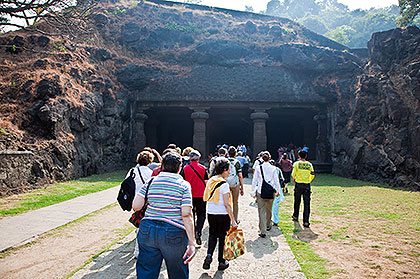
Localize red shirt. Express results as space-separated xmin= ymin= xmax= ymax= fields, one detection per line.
xmin=152 ymin=165 xmax=162 ymax=176
xmin=183 ymin=161 xmax=208 ymax=198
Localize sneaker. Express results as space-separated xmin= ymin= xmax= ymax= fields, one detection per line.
xmin=218 ymin=260 xmax=229 ymax=270
xmin=292 ymin=216 xmax=298 ymax=221
xmin=203 ymin=255 xmax=212 ymax=270
xmin=303 ymin=222 xmax=310 ymax=228
xmin=285 ymin=187 xmax=288 ymax=193
xmin=258 ymin=233 xmax=266 ymax=238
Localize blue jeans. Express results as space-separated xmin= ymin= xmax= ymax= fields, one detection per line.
xmin=271 ymin=192 xmax=285 ymax=224
xmin=137 ymin=219 xmax=189 ymax=279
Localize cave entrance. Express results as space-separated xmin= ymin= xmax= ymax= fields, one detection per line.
xmin=267 ymin=108 xmax=318 ymax=162
xmin=207 ymin=108 xmax=253 ymax=156
xmin=145 ymin=107 xmax=193 ymax=153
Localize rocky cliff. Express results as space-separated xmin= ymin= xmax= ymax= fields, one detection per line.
xmin=0 ymin=0 xmax=419 ymax=195
xmin=333 ymin=26 xmax=420 ymax=189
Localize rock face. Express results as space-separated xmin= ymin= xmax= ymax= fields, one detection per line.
xmin=0 ymin=0 xmax=419 ymax=195
xmin=333 ymin=26 xmax=420 ymax=190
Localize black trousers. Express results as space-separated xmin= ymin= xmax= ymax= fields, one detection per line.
xmin=192 ymin=197 xmax=206 ymax=237
xmin=243 ymin=163 xmax=249 ymax=178
xmin=293 ymin=183 xmax=311 ymax=224
xmin=207 ymin=214 xmax=230 ymax=263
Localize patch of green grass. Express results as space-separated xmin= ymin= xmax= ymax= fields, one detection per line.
xmin=278 ymin=211 xmax=329 ymax=279
xmin=276 ymin=173 xmax=420 ymax=278
xmin=0 ymin=170 xmax=126 ymax=217
xmin=327 ymin=226 xmax=349 ymax=241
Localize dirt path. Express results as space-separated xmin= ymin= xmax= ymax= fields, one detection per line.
xmin=0 ymin=179 xmax=305 ymax=279
xmin=0 ymin=204 xmax=134 ymax=279
xmin=72 ymin=178 xmax=305 ymax=279
xmin=1 ymin=177 xmax=418 ymax=279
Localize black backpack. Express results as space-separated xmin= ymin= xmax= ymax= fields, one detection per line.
xmin=117 ymin=168 xmax=136 ymax=211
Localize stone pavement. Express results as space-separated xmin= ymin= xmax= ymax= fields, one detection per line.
xmin=0 ymin=186 xmax=120 ymax=252
xmin=71 ymin=178 xmax=306 ymax=279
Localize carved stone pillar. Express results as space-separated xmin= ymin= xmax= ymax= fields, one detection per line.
xmin=135 ymin=112 xmax=148 ymax=153
xmin=191 ymin=108 xmax=209 ymax=157
xmin=250 ymin=108 xmax=269 ymax=158
xmin=314 ymin=113 xmax=330 ymax=163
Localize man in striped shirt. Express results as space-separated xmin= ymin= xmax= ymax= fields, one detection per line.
xmin=133 ymin=151 xmax=195 ymax=279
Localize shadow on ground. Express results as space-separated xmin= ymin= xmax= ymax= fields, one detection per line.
xmin=292 ymin=221 xmax=318 ymax=242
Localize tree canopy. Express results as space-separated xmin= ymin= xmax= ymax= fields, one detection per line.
xmin=0 ymin=0 xmax=97 ymax=33
xmin=397 ymin=0 xmax=420 ymax=26
xmin=265 ymin=0 xmax=405 ymax=48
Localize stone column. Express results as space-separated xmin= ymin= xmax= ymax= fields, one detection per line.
xmin=314 ymin=113 xmax=330 ymax=163
xmin=191 ymin=108 xmax=209 ymax=157
xmin=135 ymin=112 xmax=148 ymax=153
xmin=250 ymin=109 xmax=269 ymax=158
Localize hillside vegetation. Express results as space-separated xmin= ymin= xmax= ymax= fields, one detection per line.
xmin=265 ymin=0 xmax=419 ymax=48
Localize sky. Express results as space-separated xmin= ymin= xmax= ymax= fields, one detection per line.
xmin=194 ymin=0 xmax=399 ymax=13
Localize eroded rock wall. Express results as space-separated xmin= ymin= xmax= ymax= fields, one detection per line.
xmin=0 ymin=1 xmax=419 ymax=195
xmin=333 ymin=26 xmax=420 ymax=189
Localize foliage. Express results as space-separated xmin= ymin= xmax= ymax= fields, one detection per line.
xmin=0 ymin=0 xmax=98 ymax=34
xmin=265 ymin=0 xmax=405 ymax=48
xmin=397 ymin=0 xmax=420 ymax=26
xmin=325 ymin=25 xmax=356 ymax=45
xmin=245 ymin=5 xmax=254 ymax=12
xmin=165 ymin=20 xmax=200 ymax=33
xmin=182 ymin=0 xmax=202 ymax=4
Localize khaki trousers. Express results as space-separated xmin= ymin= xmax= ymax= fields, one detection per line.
xmin=256 ymin=193 xmax=274 ymax=235
xmin=230 ymin=185 xmax=240 ymax=222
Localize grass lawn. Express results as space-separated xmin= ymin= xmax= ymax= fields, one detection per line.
xmin=0 ymin=170 xmax=126 ymax=218
xmin=277 ymin=174 xmax=420 ymax=279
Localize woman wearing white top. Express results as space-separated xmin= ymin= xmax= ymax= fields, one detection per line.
xmin=125 ymin=150 xmax=154 ymax=258
xmin=203 ymin=157 xmax=237 ymax=271
xmin=251 ymin=151 xmax=281 ymax=238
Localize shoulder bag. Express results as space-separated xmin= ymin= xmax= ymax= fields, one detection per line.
xmin=260 ymin=165 xmax=275 ymax=199
xmin=129 ymin=177 xmax=154 ymax=228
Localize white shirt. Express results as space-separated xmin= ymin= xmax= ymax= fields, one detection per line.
xmin=125 ymin=165 xmax=153 ymax=194
xmin=252 ymin=158 xmax=263 ymax=170
xmin=207 ymin=182 xmax=230 ymax=215
xmin=251 ymin=162 xmax=281 ymax=196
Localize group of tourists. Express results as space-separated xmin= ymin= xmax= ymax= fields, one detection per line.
xmin=126 ymin=143 xmax=314 ymax=279
xmin=277 ymin=143 xmax=309 ymax=163
xmin=210 ymin=144 xmax=251 ymax=178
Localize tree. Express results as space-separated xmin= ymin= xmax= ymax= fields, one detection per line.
xmin=325 ymin=25 xmax=356 ymax=45
xmin=182 ymin=0 xmax=203 ymax=4
xmin=397 ymin=0 xmax=420 ymax=26
xmin=0 ymin=0 xmax=97 ymax=33
xmin=245 ymin=5 xmax=254 ymax=12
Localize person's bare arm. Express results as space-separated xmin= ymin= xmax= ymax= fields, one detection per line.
xmin=132 ymin=195 xmax=145 ymax=211
xmin=152 ymin=149 xmax=162 ymax=163
xmin=238 ymin=172 xmax=244 ymax=196
xmin=181 ymin=206 xmax=196 ymax=264
xmin=223 ymin=192 xmax=237 ymax=228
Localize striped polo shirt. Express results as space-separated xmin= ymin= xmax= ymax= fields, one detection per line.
xmin=139 ymin=172 xmax=192 ymax=230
